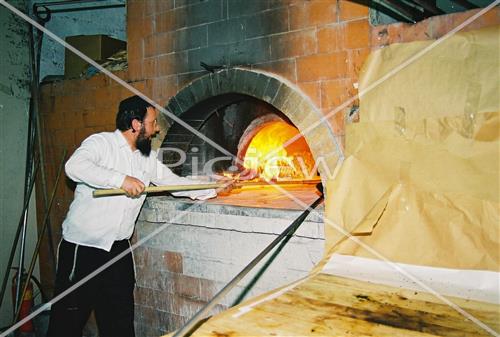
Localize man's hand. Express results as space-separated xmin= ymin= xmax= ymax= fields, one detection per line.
xmin=121 ymin=176 xmax=145 ymax=197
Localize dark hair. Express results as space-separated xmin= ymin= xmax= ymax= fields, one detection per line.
xmin=116 ymin=95 xmax=153 ymax=131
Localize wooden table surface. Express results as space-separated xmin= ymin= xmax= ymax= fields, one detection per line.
xmin=163 ymin=273 xmax=499 ymax=336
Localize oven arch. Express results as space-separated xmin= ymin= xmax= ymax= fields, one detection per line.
xmin=162 ymin=68 xmax=344 ymax=184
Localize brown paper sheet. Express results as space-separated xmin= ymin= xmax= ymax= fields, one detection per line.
xmin=322 ymin=25 xmax=500 ymax=272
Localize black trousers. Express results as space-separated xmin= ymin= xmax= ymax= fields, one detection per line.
xmin=47 ymin=239 xmax=136 ymax=337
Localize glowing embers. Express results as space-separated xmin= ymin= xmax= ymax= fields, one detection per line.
xmin=242 ymin=121 xmax=318 ymax=181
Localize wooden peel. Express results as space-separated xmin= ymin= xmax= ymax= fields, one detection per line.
xmin=92 ymin=179 xmax=321 ymax=197
xmin=93 ymin=183 xmax=224 ymax=197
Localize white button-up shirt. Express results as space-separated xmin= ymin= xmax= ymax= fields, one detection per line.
xmin=63 ymin=130 xmax=216 ymax=251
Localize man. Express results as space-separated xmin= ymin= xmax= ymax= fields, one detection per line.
xmin=47 ymin=95 xmax=217 ymax=337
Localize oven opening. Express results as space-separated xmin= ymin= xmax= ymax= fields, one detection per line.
xmin=161 ymin=94 xmax=322 ymax=209
xmin=235 ymin=116 xmax=318 ymax=182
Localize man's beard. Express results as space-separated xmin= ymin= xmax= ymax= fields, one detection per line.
xmin=136 ymin=125 xmax=152 ymax=156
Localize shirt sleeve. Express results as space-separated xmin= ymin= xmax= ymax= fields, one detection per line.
xmin=149 ymin=156 xmax=216 ymax=200
xmin=65 ymin=135 xmax=126 ymax=189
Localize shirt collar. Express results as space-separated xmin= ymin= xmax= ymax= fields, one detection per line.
xmin=114 ymin=129 xmax=144 ymax=155
xmin=114 ymin=129 xmax=131 ymax=149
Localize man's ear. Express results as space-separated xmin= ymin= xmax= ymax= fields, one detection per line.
xmin=131 ymin=119 xmax=141 ymax=133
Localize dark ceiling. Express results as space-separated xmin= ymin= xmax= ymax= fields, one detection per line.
xmin=348 ymin=0 xmax=497 ymax=23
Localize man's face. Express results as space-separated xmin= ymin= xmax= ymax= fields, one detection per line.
xmin=136 ymin=107 xmax=160 ymax=156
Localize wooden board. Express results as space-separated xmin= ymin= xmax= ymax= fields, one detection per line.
xmin=163 ymin=273 xmax=499 ymax=336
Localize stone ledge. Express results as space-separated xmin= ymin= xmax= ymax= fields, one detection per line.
xmin=144 ymin=195 xmax=324 ymax=222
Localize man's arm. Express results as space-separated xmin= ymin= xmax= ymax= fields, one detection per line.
xmin=65 ymin=134 xmax=126 ymax=189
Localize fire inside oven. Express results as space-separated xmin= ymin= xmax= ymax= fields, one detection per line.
xmin=161 ymin=94 xmax=319 ymax=192
xmin=235 ymin=116 xmax=317 ymax=182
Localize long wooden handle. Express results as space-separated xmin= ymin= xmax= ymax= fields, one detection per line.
xmin=92 ymin=179 xmax=321 ymax=197
xmin=93 ymin=183 xmax=225 ymax=197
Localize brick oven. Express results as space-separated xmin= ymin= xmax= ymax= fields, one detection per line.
xmin=35 ymin=1 xmax=500 ymax=336
xmin=133 ymin=68 xmax=337 ymax=335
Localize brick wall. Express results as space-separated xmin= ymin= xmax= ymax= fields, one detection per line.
xmin=36 ymin=0 xmax=499 ymax=334
xmin=127 ymin=0 xmax=499 ymax=142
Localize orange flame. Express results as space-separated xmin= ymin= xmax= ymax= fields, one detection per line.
xmin=242 ymin=121 xmax=318 ymax=181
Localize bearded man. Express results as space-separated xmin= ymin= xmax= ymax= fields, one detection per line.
xmin=47 ymin=95 xmax=216 ymax=337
